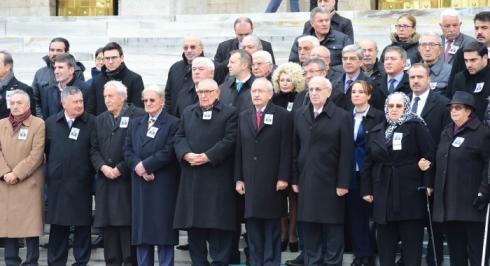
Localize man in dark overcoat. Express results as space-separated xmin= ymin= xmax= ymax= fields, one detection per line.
xmin=292 ymin=76 xmax=353 ymax=266
xmin=90 ymin=80 xmax=145 ymax=265
xmin=87 ymin=42 xmax=144 ymax=115
xmin=173 ymin=78 xmax=238 ymax=266
xmin=235 ymin=78 xmax=292 ymax=266
xmin=45 ymin=86 xmax=95 ymax=265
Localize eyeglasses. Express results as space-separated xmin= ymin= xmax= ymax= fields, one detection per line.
xmin=419 ymin=42 xmax=440 ymax=48
xmin=448 ymin=105 xmax=465 ymax=111
xmin=143 ymin=98 xmax=157 ymax=103
xmin=303 ymin=69 xmax=324 ymax=76
xmin=395 ymin=24 xmax=413 ymax=29
xmin=196 ymin=89 xmax=216 ymax=95
xmin=95 ymin=57 xmax=104 ymax=61
xmin=183 ymin=45 xmax=197 ymax=50
xmin=104 ymin=56 xmax=120 ymax=61
xmin=387 ymin=103 xmax=404 ymax=109
xmin=342 ymin=56 xmax=360 ymax=61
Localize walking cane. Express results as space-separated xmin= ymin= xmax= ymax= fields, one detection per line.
xmin=482 ymin=203 xmax=490 ymax=266
xmin=419 ymin=186 xmax=438 ymax=266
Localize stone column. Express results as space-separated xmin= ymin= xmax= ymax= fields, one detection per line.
xmin=0 ymin=0 xmax=55 ymax=16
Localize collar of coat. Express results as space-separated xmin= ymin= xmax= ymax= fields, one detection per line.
xmin=191 ymin=99 xmax=224 ymax=114
xmin=304 ymin=99 xmax=336 ymax=119
xmin=464 ymin=62 xmax=490 ymax=79
xmin=56 ymin=111 xmax=90 ymax=124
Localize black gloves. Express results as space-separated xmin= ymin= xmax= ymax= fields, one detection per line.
xmin=473 ymin=193 xmax=489 ymax=211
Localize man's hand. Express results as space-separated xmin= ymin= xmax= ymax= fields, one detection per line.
xmin=101 ymin=165 xmax=115 ymax=179
xmin=142 ymin=173 xmax=155 ymax=182
xmin=292 ymin=185 xmax=299 ymax=193
xmin=4 ymin=172 xmax=18 ymax=185
xmin=276 ymin=180 xmax=288 ymax=191
xmin=111 ymin=167 xmax=122 ymax=179
xmin=135 ymin=162 xmax=146 ymax=176
xmin=236 ymin=181 xmax=245 ymax=195
xmin=363 ymin=195 xmax=374 ymax=203
xmin=336 ymin=188 xmax=349 ymax=196
xmin=418 ymin=158 xmax=431 ymax=172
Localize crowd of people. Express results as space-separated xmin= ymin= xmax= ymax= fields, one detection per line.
xmin=0 ymin=1 xmax=490 ymax=266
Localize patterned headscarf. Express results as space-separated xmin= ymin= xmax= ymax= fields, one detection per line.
xmin=384 ymin=92 xmax=425 ymax=142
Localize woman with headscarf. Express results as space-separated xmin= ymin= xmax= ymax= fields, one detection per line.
xmin=361 ymin=92 xmax=435 ymax=266
xmin=432 ymin=91 xmax=490 ymax=266
xmin=270 ymin=62 xmax=304 ymax=252
xmin=348 ymin=80 xmax=384 ymax=266
xmin=380 ymin=14 xmax=421 ymax=67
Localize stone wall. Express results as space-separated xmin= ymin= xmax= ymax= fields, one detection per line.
xmin=0 ymin=0 xmax=56 ymax=16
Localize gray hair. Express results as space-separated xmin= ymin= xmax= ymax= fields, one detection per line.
xmin=9 ymin=89 xmax=30 ymax=106
xmin=356 ymin=39 xmax=378 ymax=52
xmin=440 ymin=9 xmax=461 ymax=23
xmin=342 ymin=44 xmax=364 ymax=60
xmin=142 ymin=84 xmax=165 ymax=99
xmin=298 ymin=35 xmax=320 ymax=48
xmin=104 ymin=80 xmax=128 ymax=100
xmin=0 ymin=51 xmax=14 ymax=71
xmin=384 ymin=46 xmax=407 ymax=61
xmin=310 ymin=7 xmax=330 ymax=21
xmin=303 ymin=57 xmax=326 ymax=70
xmin=242 ymin=34 xmax=263 ymax=50
xmin=192 ymin=57 xmax=215 ymax=71
xmin=419 ymin=32 xmax=442 ymax=45
xmin=252 ymin=77 xmax=274 ymax=92
xmin=60 ymin=86 xmax=82 ymax=103
xmin=252 ymin=50 xmax=273 ymax=64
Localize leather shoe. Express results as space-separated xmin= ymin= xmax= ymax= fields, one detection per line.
xmin=285 ymin=252 xmax=304 ymax=266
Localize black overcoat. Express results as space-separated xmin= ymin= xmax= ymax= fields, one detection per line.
xmin=371 ymin=72 xmax=411 ymax=110
xmin=124 ymin=111 xmax=180 ymax=245
xmin=90 ymin=104 xmax=145 ymax=227
xmin=331 ymin=71 xmax=373 ymax=111
xmin=45 ymin=111 xmax=95 ymax=225
xmin=411 ymin=91 xmax=450 ymax=145
xmin=0 ymin=76 xmax=35 ymax=118
xmin=173 ymin=101 xmax=238 ymax=231
xmin=292 ymin=100 xmax=354 ymax=224
xmin=360 ymin=119 xmax=435 ymax=224
xmin=235 ymin=103 xmax=292 ymax=219
xmin=433 ymin=118 xmax=490 ymax=222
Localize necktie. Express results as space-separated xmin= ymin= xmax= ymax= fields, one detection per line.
xmin=148 ymin=117 xmax=155 ymax=129
xmin=256 ymin=111 xmax=262 ymax=129
xmin=236 ymin=81 xmax=243 ymax=92
xmin=314 ymin=111 xmax=319 ymax=119
xmin=411 ymin=96 xmax=420 ymax=114
xmin=67 ymin=119 xmax=73 ymax=128
xmin=345 ymin=79 xmax=353 ymax=94
xmin=444 ymin=40 xmax=453 ymax=62
xmin=388 ymin=79 xmax=396 ymax=94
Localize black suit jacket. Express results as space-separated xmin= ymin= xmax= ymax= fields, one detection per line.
xmin=0 ymin=76 xmax=35 ymax=119
xmin=331 ymin=71 xmax=372 ymax=111
xmin=371 ymin=72 xmax=411 ymax=110
xmin=411 ymin=91 xmax=450 ymax=145
xmin=302 ymin=12 xmax=354 ymax=41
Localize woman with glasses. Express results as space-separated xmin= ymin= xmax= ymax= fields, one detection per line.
xmin=381 ymin=14 xmax=422 ymax=67
xmin=432 ymin=91 xmax=490 ymax=266
xmin=361 ymin=92 xmax=435 ymax=266
xmin=270 ymin=62 xmax=305 ymax=252
xmin=124 ymin=85 xmax=180 ymax=266
xmin=348 ymin=80 xmax=384 ymax=266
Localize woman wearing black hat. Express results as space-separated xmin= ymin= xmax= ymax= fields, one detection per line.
xmin=433 ymin=91 xmax=490 ymax=266
xmin=361 ymin=92 xmax=435 ymax=266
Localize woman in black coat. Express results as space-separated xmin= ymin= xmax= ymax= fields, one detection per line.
xmin=432 ymin=91 xmax=490 ymax=266
xmin=270 ymin=61 xmax=304 ymax=251
xmin=380 ymin=14 xmax=421 ymax=66
xmin=348 ymin=80 xmax=384 ymax=266
xmin=124 ymin=85 xmax=180 ymax=266
xmin=361 ymin=92 xmax=435 ymax=266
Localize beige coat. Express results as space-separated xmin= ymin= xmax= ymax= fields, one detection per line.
xmin=0 ymin=115 xmax=45 ymax=237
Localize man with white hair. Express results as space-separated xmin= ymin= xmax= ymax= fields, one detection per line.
xmin=91 ymin=81 xmax=145 ymax=265
xmin=165 ymin=36 xmax=204 ymax=116
xmin=174 ymin=57 xmax=216 ymax=117
xmin=298 ymin=36 xmax=320 ymax=64
xmin=242 ymin=35 xmax=264 ymax=56
xmin=439 ymin=9 xmax=475 ymax=65
xmin=418 ymin=32 xmax=452 ymax=95
xmin=357 ymin=39 xmax=385 ymax=80
xmin=252 ymin=51 xmax=274 ymax=80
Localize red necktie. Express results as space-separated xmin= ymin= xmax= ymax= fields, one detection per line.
xmin=256 ymin=111 xmax=262 ymax=129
